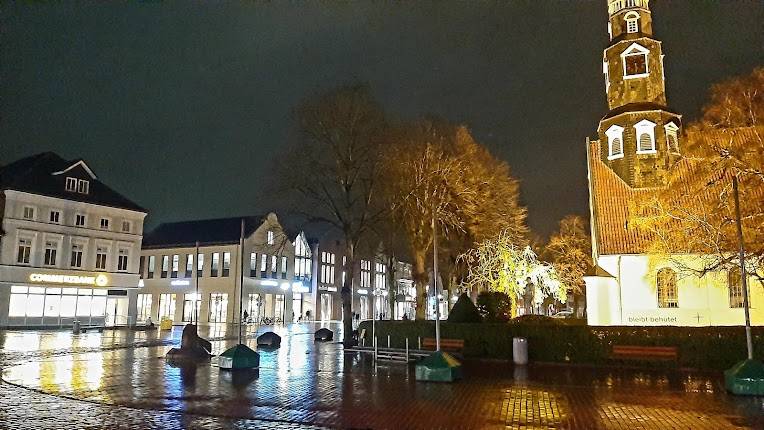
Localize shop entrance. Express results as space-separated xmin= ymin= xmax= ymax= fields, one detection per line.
xmin=105 ymin=296 xmax=129 ymax=327
xmin=320 ymin=293 xmax=332 ymax=321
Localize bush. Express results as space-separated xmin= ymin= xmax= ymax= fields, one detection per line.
xmin=357 ymin=319 xmax=764 ymax=370
xmin=476 ymin=291 xmax=512 ymax=322
xmin=447 ymin=293 xmax=482 ymax=323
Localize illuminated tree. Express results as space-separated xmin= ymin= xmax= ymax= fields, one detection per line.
xmin=543 ymin=215 xmax=591 ymax=316
xmin=460 ymin=229 xmax=567 ymax=317
xmin=634 ymin=67 xmax=764 ymax=278
xmin=381 ymin=120 xmax=527 ymax=319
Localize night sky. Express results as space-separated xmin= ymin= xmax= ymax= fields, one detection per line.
xmin=1 ymin=1 xmax=761 ymax=237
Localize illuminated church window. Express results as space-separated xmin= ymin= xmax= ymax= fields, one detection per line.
xmin=606 ymin=124 xmax=625 ymax=160
xmin=634 ymin=119 xmax=656 ymax=153
xmin=664 ymin=122 xmax=680 ymax=153
xmin=657 ymin=268 xmax=678 ymax=308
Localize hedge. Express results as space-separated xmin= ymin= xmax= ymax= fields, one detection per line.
xmin=358 ymin=320 xmax=764 ymax=370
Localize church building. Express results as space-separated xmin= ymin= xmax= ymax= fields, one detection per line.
xmin=584 ymin=0 xmax=764 ymax=326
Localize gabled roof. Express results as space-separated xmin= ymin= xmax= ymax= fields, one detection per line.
xmin=142 ymin=215 xmax=266 ymax=248
xmin=0 ymin=152 xmax=145 ymax=212
xmin=602 ymin=102 xmax=680 ymax=121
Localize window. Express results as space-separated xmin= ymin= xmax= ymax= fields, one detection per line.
xmin=267 ymin=230 xmax=274 ymax=245
xmin=657 ymin=268 xmax=678 ymax=308
xmin=77 ymin=179 xmax=89 ymax=194
xmin=211 ymin=253 xmax=219 ymax=277
xmin=622 ymin=43 xmax=649 ymax=78
xmin=71 ymin=244 xmax=84 ymax=268
xmin=147 ymin=255 xmax=155 ymax=278
xmin=9 ymin=287 xmax=106 ymax=319
xmin=360 ymin=259 xmax=371 ymax=288
xmin=65 ymin=177 xmax=77 ymax=192
xmin=49 ymin=210 xmax=61 ymax=224
xmin=136 ymin=294 xmax=152 ymax=322
xmin=728 ymin=269 xmax=747 ymax=308
xmin=271 ymin=255 xmax=277 ymax=278
xmin=161 ymin=255 xmax=169 ymax=278
xmin=100 ymin=218 xmax=110 ymax=230
xmin=375 ymin=262 xmax=386 ymax=289
xmin=209 ymin=293 xmax=228 ymax=322
xmin=23 ymin=206 xmax=35 ymax=220
xmin=171 ymin=254 xmax=179 ymax=278
xmin=665 ymin=122 xmax=680 ymax=153
xmin=321 ymin=252 xmax=335 ymax=284
xmin=260 ymin=254 xmax=268 ymax=277
xmin=75 ymin=214 xmax=86 ymax=227
xmin=634 ymin=119 xmax=657 ymax=153
xmin=157 ymin=293 xmax=176 ymax=321
xmin=624 ymin=11 xmax=639 ymax=33
xmin=122 ymin=221 xmax=131 ymax=233
xmin=139 ymin=256 xmax=145 ymax=278
xmin=17 ymin=238 xmax=32 ymax=264
xmin=603 ymin=60 xmax=610 ymax=94
xmin=117 ymin=249 xmax=129 ymax=272
xmin=222 ymin=252 xmax=230 ymax=277
xmin=250 ymin=252 xmax=258 ymax=277
xmin=183 ymin=293 xmax=201 ymax=322
xmin=606 ymin=125 xmax=625 ymax=160
xmin=281 ymin=256 xmax=288 ymax=279
xmin=197 ymin=253 xmax=204 ymax=277
xmin=185 ymin=254 xmax=193 ymax=278
xmin=95 ymin=246 xmax=108 ymax=270
xmin=44 ymin=241 xmax=58 ymax=266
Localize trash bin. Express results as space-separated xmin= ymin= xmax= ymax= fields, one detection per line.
xmin=513 ymin=337 xmax=528 ymax=365
xmin=72 ymin=320 xmax=81 ymax=334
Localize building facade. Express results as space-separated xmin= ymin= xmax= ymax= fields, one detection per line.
xmin=0 ymin=153 xmax=147 ymax=328
xmin=584 ymin=0 xmax=764 ymax=326
xmin=139 ymin=214 xmax=314 ymax=326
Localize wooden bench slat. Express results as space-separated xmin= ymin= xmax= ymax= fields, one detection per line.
xmin=611 ymin=345 xmax=678 ymax=361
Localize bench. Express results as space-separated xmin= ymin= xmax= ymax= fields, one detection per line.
xmin=422 ymin=337 xmax=465 ymax=353
xmin=611 ymin=345 xmax=678 ymax=361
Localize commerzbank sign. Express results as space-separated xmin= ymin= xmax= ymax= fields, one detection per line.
xmin=29 ymin=273 xmax=109 ymax=287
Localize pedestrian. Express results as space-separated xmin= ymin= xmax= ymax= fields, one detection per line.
xmin=243 ymin=310 xmax=249 ymax=323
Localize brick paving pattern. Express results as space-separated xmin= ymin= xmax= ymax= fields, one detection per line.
xmin=1 ymin=323 xmax=762 ymax=429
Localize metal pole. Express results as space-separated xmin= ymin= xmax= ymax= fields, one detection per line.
xmin=733 ymin=176 xmax=754 ymax=360
xmin=406 ymin=337 xmax=409 ymax=362
xmin=432 ymin=211 xmax=441 ymax=351
xmin=238 ymin=218 xmax=245 ymax=344
xmin=195 ymin=241 xmax=200 ymax=325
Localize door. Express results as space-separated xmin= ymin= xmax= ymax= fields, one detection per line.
xmin=359 ymin=296 xmax=369 ymax=320
xmin=105 ymin=297 xmax=128 ymax=327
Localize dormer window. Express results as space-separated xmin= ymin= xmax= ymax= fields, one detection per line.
xmin=267 ymin=230 xmax=274 ymax=245
xmin=65 ymin=177 xmax=77 ymax=192
xmin=77 ymin=179 xmax=89 ymax=194
xmin=606 ymin=125 xmax=625 ymax=160
xmin=634 ymin=119 xmax=657 ymax=154
xmin=664 ymin=122 xmax=680 ymax=154
xmin=624 ymin=11 xmax=639 ymax=34
xmin=621 ymin=43 xmax=649 ymax=79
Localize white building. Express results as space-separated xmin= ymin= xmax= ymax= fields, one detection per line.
xmin=584 ymin=0 xmax=764 ymax=327
xmin=139 ymin=213 xmax=315 ymax=326
xmin=0 ymin=152 xmax=147 ymax=328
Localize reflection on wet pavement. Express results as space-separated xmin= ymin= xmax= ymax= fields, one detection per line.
xmin=1 ymin=322 xmax=763 ymax=429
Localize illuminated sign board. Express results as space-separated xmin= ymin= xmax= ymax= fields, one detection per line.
xmin=170 ymin=280 xmax=190 ymax=286
xmin=29 ymin=273 xmax=109 ymax=287
xmin=357 ymin=289 xmax=368 ymax=295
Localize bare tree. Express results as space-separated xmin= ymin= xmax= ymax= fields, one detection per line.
xmin=543 ymin=215 xmax=591 ymax=316
xmin=282 ymin=84 xmax=387 ymax=344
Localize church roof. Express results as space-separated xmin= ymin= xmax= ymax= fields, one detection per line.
xmin=602 ymin=102 xmax=680 ymax=121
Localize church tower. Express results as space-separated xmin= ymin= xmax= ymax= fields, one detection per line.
xmin=598 ymin=0 xmax=682 ymax=188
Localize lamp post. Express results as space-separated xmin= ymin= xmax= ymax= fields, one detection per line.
xmin=724 ymin=175 xmax=764 ymax=395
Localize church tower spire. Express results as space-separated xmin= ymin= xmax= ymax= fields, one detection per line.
xmin=597 ymin=0 xmax=682 ymax=188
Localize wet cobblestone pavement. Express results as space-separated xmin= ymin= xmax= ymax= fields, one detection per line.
xmin=1 ymin=323 xmax=763 ymax=429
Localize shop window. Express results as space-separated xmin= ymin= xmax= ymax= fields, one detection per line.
xmin=157 ymin=294 xmax=176 ymax=321
xmin=183 ymin=293 xmax=201 ymax=322
xmin=209 ymin=293 xmax=228 ymax=322
xmin=136 ymin=294 xmax=152 ymax=322
xmin=657 ymin=268 xmax=678 ymax=308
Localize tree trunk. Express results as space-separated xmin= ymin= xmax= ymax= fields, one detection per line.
xmin=413 ymin=249 xmax=428 ymax=320
xmin=341 ymin=242 xmax=355 ymax=345
xmin=386 ymin=255 xmax=397 ymax=319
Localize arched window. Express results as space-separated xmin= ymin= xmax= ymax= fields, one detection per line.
xmin=606 ymin=125 xmax=625 ymax=160
xmin=634 ymin=119 xmax=656 ymax=153
xmin=624 ymin=11 xmax=640 ymax=34
xmin=664 ymin=122 xmax=680 ymax=153
xmin=657 ymin=268 xmax=678 ymax=308
xmin=728 ymin=269 xmax=745 ymax=308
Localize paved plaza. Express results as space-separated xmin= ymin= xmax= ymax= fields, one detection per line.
xmin=0 ymin=323 xmax=762 ymax=429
